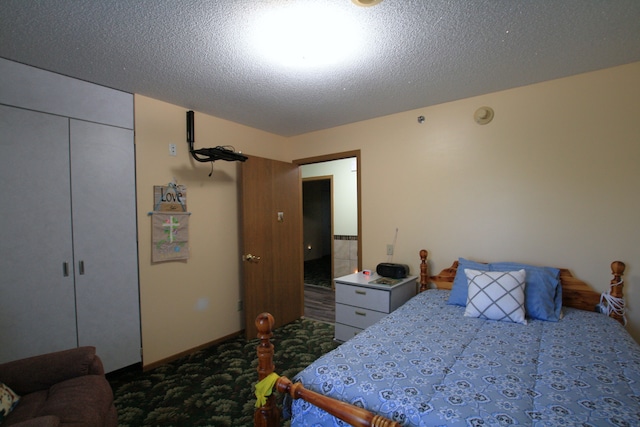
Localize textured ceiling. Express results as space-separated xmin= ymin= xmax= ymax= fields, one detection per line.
xmin=1 ymin=0 xmax=639 ymax=136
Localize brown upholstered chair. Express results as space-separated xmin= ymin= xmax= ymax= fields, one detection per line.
xmin=0 ymin=347 xmax=117 ymax=427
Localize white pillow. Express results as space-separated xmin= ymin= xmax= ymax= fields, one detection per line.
xmin=464 ymin=269 xmax=527 ymax=325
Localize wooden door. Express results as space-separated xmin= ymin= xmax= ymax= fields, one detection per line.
xmin=241 ymin=155 xmax=303 ymax=339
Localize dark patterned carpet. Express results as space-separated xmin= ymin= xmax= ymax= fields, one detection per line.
xmin=304 ymin=255 xmax=332 ymax=288
xmin=108 ymin=318 xmax=339 ymax=427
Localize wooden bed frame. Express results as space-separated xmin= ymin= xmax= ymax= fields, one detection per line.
xmin=254 ymin=249 xmax=626 ymax=427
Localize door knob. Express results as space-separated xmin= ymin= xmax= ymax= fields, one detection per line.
xmin=243 ymin=254 xmax=261 ymax=263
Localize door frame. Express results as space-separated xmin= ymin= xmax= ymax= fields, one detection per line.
xmin=293 ymin=150 xmax=362 ymax=274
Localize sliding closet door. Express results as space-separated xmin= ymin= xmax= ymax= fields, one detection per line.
xmin=0 ymin=106 xmax=78 ymax=363
xmin=70 ymin=119 xmax=141 ymax=372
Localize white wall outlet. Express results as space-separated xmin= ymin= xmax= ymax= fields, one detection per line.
xmin=169 ymin=143 xmax=177 ymax=156
xmin=237 ymin=300 xmax=243 ymax=311
xmin=387 ymin=244 xmax=394 ymax=255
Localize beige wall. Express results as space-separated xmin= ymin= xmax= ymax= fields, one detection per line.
xmin=136 ymin=62 xmax=640 ymax=365
xmin=134 ymin=95 xmax=287 ymax=366
xmin=301 ymin=159 xmax=358 ymax=236
xmin=287 ymin=62 xmax=640 ymax=342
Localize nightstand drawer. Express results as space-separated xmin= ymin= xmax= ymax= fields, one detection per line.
xmin=336 ymin=303 xmax=386 ymax=329
xmin=335 ymin=283 xmax=389 ymax=312
xmin=334 ymin=323 xmax=362 ymax=342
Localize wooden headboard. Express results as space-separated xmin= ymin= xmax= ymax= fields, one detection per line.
xmin=419 ymin=249 xmax=626 ymax=324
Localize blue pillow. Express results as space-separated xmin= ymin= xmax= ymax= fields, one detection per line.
xmin=490 ymin=262 xmax=562 ymax=321
xmin=448 ymin=258 xmax=562 ymax=322
xmin=448 ymin=258 xmax=489 ymax=306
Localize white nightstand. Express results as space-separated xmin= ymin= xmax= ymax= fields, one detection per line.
xmin=334 ymin=272 xmax=417 ymax=342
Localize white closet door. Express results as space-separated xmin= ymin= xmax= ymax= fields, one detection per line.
xmin=70 ymin=119 xmax=141 ymax=372
xmin=0 ymin=105 xmax=78 ymax=363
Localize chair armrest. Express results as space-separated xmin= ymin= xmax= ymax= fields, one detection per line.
xmin=0 ymin=347 xmax=103 ymax=395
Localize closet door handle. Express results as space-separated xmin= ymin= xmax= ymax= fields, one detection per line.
xmin=63 ymin=262 xmax=70 ymax=277
xmin=78 ymin=261 xmax=85 ymax=275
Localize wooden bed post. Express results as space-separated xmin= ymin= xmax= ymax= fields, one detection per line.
xmin=419 ymin=249 xmax=429 ymax=292
xmin=609 ymin=261 xmax=626 ymax=325
xmin=254 ymin=312 xmax=280 ymax=427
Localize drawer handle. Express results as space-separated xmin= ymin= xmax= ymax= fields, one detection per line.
xmin=355 ymin=311 xmax=367 ymax=316
xmin=355 ymin=290 xmax=366 ymax=295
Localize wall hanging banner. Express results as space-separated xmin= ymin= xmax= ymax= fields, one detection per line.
xmin=154 ymin=184 xmax=187 ymax=212
xmin=151 ymin=212 xmax=190 ymax=262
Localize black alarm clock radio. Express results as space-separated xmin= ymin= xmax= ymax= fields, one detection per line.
xmin=376 ymin=263 xmax=410 ymax=279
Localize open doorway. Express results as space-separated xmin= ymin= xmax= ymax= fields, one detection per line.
xmin=303 ymin=177 xmax=333 ymax=288
xmin=295 ymin=151 xmax=361 ymax=323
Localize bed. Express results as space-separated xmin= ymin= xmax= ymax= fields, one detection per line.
xmin=254 ymin=250 xmax=637 ymax=427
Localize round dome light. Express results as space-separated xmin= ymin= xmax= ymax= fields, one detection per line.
xmin=352 ymin=0 xmax=383 ymax=6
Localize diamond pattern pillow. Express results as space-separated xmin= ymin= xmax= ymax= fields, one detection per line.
xmin=464 ymin=269 xmax=527 ymax=325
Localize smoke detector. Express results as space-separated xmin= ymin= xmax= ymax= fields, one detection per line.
xmin=474 ymin=107 xmax=495 ymax=125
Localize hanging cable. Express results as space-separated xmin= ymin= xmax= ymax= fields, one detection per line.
xmin=600 ymin=279 xmax=626 ymax=325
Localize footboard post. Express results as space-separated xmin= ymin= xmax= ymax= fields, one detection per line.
xmin=254 ymin=313 xmax=280 ymax=427
xmin=419 ymin=249 xmax=429 ymax=292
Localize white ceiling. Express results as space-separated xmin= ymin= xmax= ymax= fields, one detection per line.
xmin=1 ymin=0 xmax=639 ymax=137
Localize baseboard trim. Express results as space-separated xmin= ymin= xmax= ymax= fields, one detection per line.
xmin=142 ymin=330 xmax=243 ymax=371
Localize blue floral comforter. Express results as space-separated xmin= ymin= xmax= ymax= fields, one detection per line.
xmin=291 ymin=290 xmax=640 ymax=426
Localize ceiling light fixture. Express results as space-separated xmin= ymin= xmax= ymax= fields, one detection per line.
xmin=251 ymin=3 xmax=360 ymax=69
xmin=352 ymin=0 xmax=383 ymax=6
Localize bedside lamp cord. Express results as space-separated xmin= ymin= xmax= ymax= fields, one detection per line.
xmin=600 ymin=279 xmax=626 ymax=326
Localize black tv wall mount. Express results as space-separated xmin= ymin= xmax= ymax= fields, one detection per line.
xmin=186 ymin=110 xmax=248 ymax=163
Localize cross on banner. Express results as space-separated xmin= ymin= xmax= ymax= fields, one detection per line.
xmin=151 ymin=212 xmax=190 ymax=262
xmin=163 ymin=215 xmax=180 ymax=243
